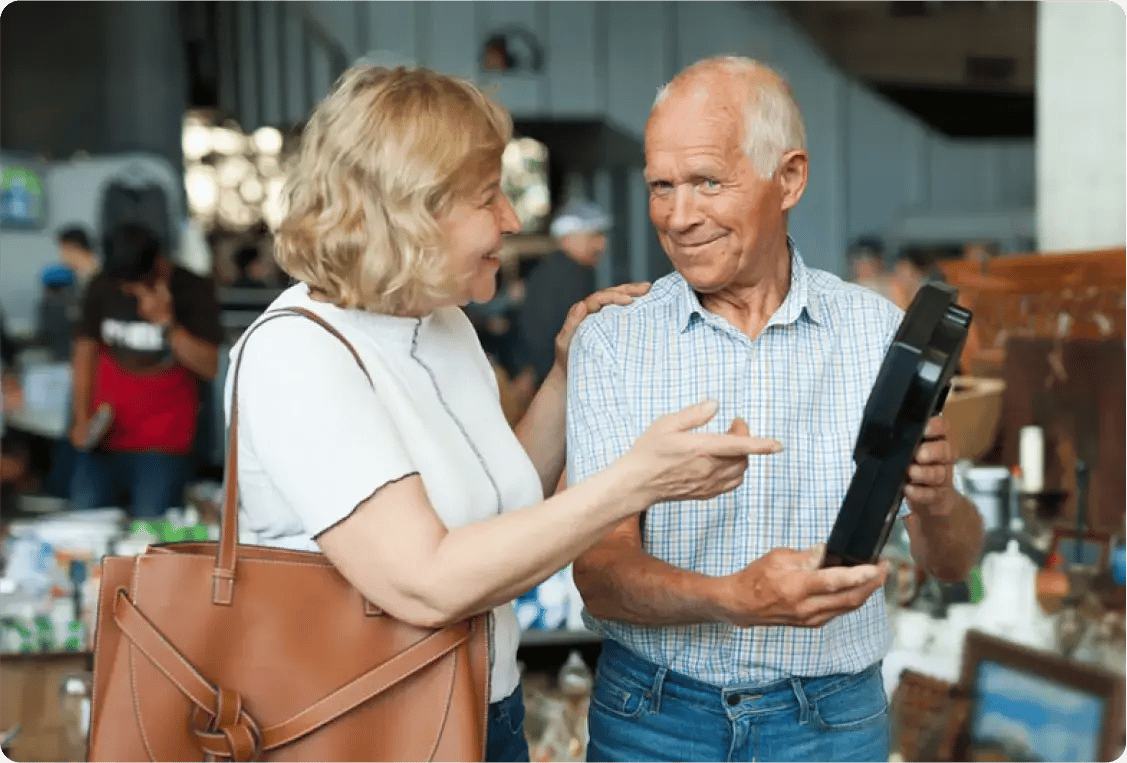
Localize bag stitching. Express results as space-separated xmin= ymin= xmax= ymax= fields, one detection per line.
xmin=127 ymin=563 xmax=216 ymax=761
xmin=427 ymin=648 xmax=457 ymax=761
xmin=128 ymin=560 xmax=159 ymax=762
xmin=264 ymin=626 xmax=464 ymax=746
xmin=122 ymin=573 xmax=472 ymax=755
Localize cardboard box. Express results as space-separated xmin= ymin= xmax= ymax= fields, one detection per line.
xmin=0 ymin=651 xmax=91 ymax=762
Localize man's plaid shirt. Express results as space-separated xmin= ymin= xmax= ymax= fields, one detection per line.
xmin=566 ymin=245 xmax=906 ymax=686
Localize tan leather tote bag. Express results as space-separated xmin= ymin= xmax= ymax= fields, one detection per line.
xmin=87 ymin=307 xmax=490 ymax=762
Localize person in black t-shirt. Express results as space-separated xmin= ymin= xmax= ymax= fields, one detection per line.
xmin=69 ymin=224 xmax=223 ymax=516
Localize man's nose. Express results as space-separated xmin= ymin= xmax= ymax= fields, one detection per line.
xmin=667 ymin=186 xmax=700 ymax=231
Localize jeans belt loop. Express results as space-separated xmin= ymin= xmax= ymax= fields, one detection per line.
xmin=790 ymin=676 xmax=812 ymax=726
xmin=649 ymin=666 xmax=667 ymax=715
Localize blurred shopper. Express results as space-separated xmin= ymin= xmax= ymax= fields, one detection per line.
xmin=465 ymin=269 xmax=537 ymax=424
xmin=517 ymin=199 xmax=611 ymax=386
xmin=847 ymin=235 xmax=896 ymax=302
xmin=232 ymin=244 xmax=271 ymax=288
xmin=961 ymin=239 xmax=1000 ymax=272
xmin=1 ymin=302 xmax=31 ymax=504
xmin=57 ymin=225 xmax=101 ymax=287
xmin=36 ymin=226 xmax=100 ymax=361
xmin=69 ymin=223 xmax=223 ymax=516
xmin=889 ymin=248 xmax=945 ymax=311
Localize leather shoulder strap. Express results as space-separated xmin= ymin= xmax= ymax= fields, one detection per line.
xmin=213 ymin=306 xmax=374 ymax=605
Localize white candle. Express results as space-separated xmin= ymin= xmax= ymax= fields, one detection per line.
xmin=1019 ymin=425 xmax=1045 ymax=493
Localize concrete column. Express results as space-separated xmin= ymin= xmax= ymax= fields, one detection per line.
xmin=592 ymin=169 xmax=615 ymax=290
xmin=627 ymin=166 xmax=651 ymax=284
xmin=103 ymin=1 xmax=187 ymax=179
xmin=1036 ymin=1 xmax=1126 ymax=251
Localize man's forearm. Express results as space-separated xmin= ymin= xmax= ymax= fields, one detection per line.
xmin=515 ymin=365 xmax=567 ymax=496
xmin=168 ymin=325 xmax=219 ymax=380
xmin=574 ymin=540 xmax=729 ymax=626
xmin=71 ymin=338 xmax=97 ymax=419
xmin=910 ymin=493 xmax=984 ymax=581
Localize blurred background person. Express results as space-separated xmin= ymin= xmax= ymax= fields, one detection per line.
xmin=847 ymin=234 xmax=896 ymax=302
xmin=231 ymin=244 xmax=271 ymax=289
xmin=1 ymin=302 xmax=32 ymax=510
xmin=962 ymin=239 xmax=1001 ymax=272
xmin=69 ymin=223 xmax=223 ymax=516
xmin=889 ymin=247 xmax=947 ymax=311
xmin=57 ymin=225 xmax=101 ymax=288
xmin=465 ymin=267 xmax=537 ymax=425
xmin=35 ymin=226 xmax=100 ymax=362
xmin=517 ymin=199 xmax=611 ymax=387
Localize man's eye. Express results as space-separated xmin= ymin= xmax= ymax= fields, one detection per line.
xmin=703 ymin=179 xmax=722 ymax=190
xmin=649 ymin=181 xmax=672 ymax=195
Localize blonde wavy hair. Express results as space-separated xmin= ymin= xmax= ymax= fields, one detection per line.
xmin=275 ymin=65 xmax=512 ymax=314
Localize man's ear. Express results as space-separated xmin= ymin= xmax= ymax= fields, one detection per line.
xmin=777 ymin=150 xmax=808 ymax=213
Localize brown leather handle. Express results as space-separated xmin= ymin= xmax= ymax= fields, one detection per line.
xmin=215 ymin=307 xmax=373 ymax=605
xmin=113 ymin=588 xmax=474 ymax=758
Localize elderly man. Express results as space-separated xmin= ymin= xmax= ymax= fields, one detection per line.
xmin=566 ymin=57 xmax=984 ymax=763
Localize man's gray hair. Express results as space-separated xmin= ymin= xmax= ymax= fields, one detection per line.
xmin=653 ymin=56 xmax=807 ymax=179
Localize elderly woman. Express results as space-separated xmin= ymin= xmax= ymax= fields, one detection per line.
xmin=226 ymin=65 xmax=781 ymax=762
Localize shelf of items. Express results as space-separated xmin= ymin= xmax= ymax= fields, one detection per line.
xmin=519 ymin=628 xmax=602 ymax=647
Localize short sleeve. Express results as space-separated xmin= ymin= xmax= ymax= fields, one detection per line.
xmin=173 ymin=270 xmax=225 ymax=346
xmin=232 ymin=318 xmax=417 ymax=538
xmin=565 ymin=318 xmax=635 ymax=486
xmin=75 ymin=276 xmax=106 ymax=340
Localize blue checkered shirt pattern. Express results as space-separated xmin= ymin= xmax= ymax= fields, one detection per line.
xmin=566 ymin=246 xmax=906 ymax=687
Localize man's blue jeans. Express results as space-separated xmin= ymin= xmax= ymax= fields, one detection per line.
xmin=70 ymin=450 xmax=191 ymax=518
xmin=586 ymin=639 xmax=889 ymax=763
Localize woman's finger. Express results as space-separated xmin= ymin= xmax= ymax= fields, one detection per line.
xmin=612 ymin=282 xmax=651 ymax=295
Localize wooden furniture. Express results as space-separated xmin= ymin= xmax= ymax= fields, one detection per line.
xmin=942 ymin=246 xmax=1126 ymax=285
xmin=999 ymin=338 xmax=1125 ymax=534
xmin=939 ymin=247 xmax=1126 ymax=378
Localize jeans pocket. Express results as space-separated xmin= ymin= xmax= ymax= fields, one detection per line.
xmin=810 ymin=667 xmax=889 ymax=731
xmin=590 ymin=665 xmax=649 ymax=719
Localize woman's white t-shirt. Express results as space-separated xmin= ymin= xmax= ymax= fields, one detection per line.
xmin=223 ymin=284 xmax=544 ymax=703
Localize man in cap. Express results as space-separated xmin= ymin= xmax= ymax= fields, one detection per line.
xmin=517 ymin=198 xmax=611 ymax=385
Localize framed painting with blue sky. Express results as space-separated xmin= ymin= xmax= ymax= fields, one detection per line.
xmin=960 ymin=629 xmax=1124 ymax=762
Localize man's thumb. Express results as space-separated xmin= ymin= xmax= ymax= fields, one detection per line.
xmin=727 ymin=417 xmax=749 ymax=436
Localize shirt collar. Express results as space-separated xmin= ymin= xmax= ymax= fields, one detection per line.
xmin=673 ymin=238 xmax=824 ymax=333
